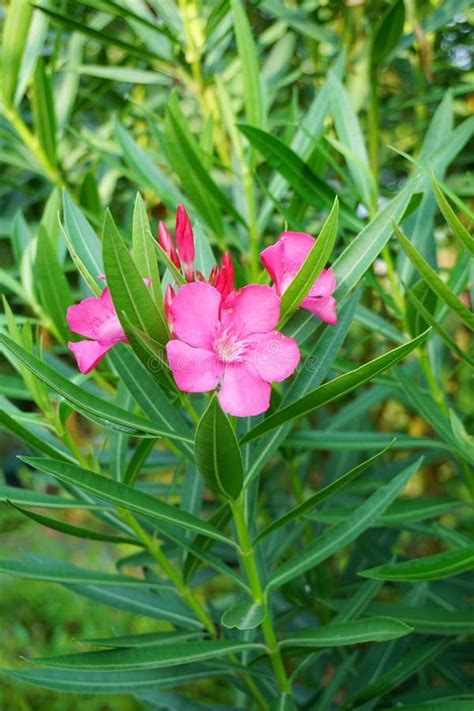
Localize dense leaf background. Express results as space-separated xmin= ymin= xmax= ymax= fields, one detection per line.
xmin=0 ymin=0 xmax=472 ymax=709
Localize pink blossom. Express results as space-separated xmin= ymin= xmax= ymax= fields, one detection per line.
xmin=158 ymin=221 xmax=180 ymax=270
xmin=67 ymin=287 xmax=127 ymax=374
xmin=166 ymin=282 xmax=300 ymax=417
xmin=201 ymin=252 xmax=235 ymax=302
xmin=164 ymin=284 xmax=176 ymax=334
xmin=261 ymin=231 xmax=337 ymax=325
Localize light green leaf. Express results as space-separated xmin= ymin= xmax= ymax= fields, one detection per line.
xmin=231 ymin=0 xmax=264 ymax=129
xmin=241 ymin=330 xmax=428 ymax=444
xmin=195 ymin=395 xmax=244 ymax=500
xmin=62 ymin=191 xmax=103 ymax=294
xmin=1 ymin=0 xmax=33 ymax=106
xmin=281 ymin=617 xmax=412 ymax=648
xmin=267 ymin=458 xmax=421 ymax=591
xmin=394 ymin=221 xmax=474 ymax=331
xmin=371 ymin=0 xmax=406 ymax=67
xmin=31 ymin=57 xmax=57 ymax=164
xmin=361 ymin=545 xmax=474 ymax=581
xmin=432 ymin=174 xmax=474 ymax=257
xmin=0 ymin=486 xmax=102 ymax=510
xmin=221 ymin=602 xmax=265 ymax=630
xmin=278 ymin=198 xmax=339 ymax=327
xmin=132 ymin=193 xmax=163 ymax=309
xmin=36 ymin=226 xmax=73 ymax=343
xmin=21 ymin=456 xmax=232 ymax=545
xmin=0 ymin=334 xmax=190 ymax=440
xmin=32 ymin=639 xmax=264 ymax=671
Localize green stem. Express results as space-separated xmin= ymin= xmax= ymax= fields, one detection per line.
xmin=231 ymin=496 xmax=291 ymax=695
xmin=3 ymin=104 xmax=64 ymax=188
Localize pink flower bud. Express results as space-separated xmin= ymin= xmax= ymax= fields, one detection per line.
xmin=175 ymin=204 xmax=194 ymax=282
xmin=158 ymin=221 xmax=181 ymax=270
xmin=214 ymin=252 xmax=235 ymax=301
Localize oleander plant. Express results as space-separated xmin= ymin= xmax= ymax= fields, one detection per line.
xmin=0 ymin=0 xmax=473 ymax=709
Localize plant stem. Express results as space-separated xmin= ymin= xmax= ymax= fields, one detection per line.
xmin=231 ymin=496 xmax=291 ymax=695
xmin=3 ymin=104 xmax=64 ymax=188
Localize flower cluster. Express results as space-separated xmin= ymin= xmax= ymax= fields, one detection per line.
xmin=67 ymin=206 xmax=337 ymax=417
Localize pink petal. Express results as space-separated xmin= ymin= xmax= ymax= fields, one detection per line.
xmin=166 ymin=339 xmax=223 ymax=392
xmin=301 ymin=295 xmax=338 ymax=325
xmin=246 ymin=331 xmax=300 ymax=383
xmin=260 ymin=241 xmax=285 ymax=294
xmin=221 ymin=285 xmax=280 ymax=338
xmin=308 ymin=268 xmax=336 ymax=298
xmin=68 ymin=340 xmax=111 ymax=374
xmin=218 ymin=362 xmax=271 ymax=417
xmin=171 ymin=282 xmax=221 ymax=349
xmin=175 ymin=204 xmax=194 ymax=281
xmin=66 ymin=294 xmax=113 ymax=339
xmin=261 ymin=231 xmax=315 ymax=294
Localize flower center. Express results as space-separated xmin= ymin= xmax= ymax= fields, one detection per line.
xmin=214 ymin=328 xmax=246 ymax=363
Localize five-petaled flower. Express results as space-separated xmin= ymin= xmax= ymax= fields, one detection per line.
xmin=166 ymin=282 xmax=300 ymax=417
xmin=261 ymin=231 xmax=337 ymax=325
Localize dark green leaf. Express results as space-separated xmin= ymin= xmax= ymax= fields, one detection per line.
xmin=361 ymin=545 xmax=474 ymax=581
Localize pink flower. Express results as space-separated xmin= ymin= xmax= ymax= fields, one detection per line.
xmin=67 ymin=286 xmax=127 ymax=374
xmin=202 ymin=252 xmax=235 ymax=302
xmin=261 ymin=231 xmax=337 ymax=325
xmin=166 ymin=282 xmax=300 ymax=417
xmin=158 ymin=221 xmax=181 ymax=270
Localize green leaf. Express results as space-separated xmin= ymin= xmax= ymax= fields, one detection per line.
xmin=0 ymin=486 xmax=102 ymax=510
xmin=0 ymin=334 xmax=189 ymax=440
xmin=0 ymin=407 xmax=71 ymax=461
xmin=31 ymin=57 xmax=57 ymax=164
xmin=238 ymin=124 xmax=361 ymax=232
xmin=230 ymin=0 xmax=264 ymax=129
xmin=0 ymin=559 xmax=162 ymax=588
xmin=267 ymin=458 xmax=421 ymax=591
xmin=394 ymin=221 xmax=474 ymax=331
xmin=36 ymin=226 xmax=73 ymax=343
xmin=113 ymin=121 xmax=183 ymax=210
xmin=286 ymin=431 xmax=450 ymax=452
xmin=255 ymin=442 xmax=394 ymax=544
xmin=164 ymin=95 xmax=245 ymax=230
xmin=182 ymin=503 xmax=231 ymax=584
xmin=278 ymin=198 xmax=339 ymax=327
xmin=62 ymin=191 xmax=103 ymax=294
xmin=195 ymin=395 xmax=244 ymax=500
xmin=1 ymin=0 xmax=33 ymax=106
xmin=361 ymin=603 xmax=474 ymax=635
xmin=432 ymin=174 xmax=474 ymax=257
xmin=81 ymin=631 xmax=202 ymax=648
xmin=131 ymin=193 xmax=163 ymax=310
xmin=3 ymin=665 xmax=230 ymax=694
xmin=221 ymin=602 xmax=265 ymax=630
xmin=241 ymin=330 xmax=428 ymax=444
xmin=103 ymin=210 xmax=169 ymax=350
xmin=361 ymin=545 xmax=474 ymax=582
xmin=328 ymin=74 xmax=374 ymax=211
xmin=9 ymin=502 xmax=140 ymax=547
xmin=281 ymin=617 xmax=412 ymax=648
xmin=32 ymin=639 xmax=264 ymax=671
xmin=21 ymin=457 xmax=232 ymax=545
xmin=371 ymin=0 xmax=406 ymax=67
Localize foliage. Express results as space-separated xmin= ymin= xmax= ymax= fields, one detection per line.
xmin=0 ymin=0 xmax=473 ymax=709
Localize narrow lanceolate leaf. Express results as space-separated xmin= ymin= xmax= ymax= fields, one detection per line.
xmin=0 ymin=486 xmax=102 ymax=510
xmin=81 ymin=631 xmax=202 ymax=648
xmin=371 ymin=0 xmax=406 ymax=67
xmin=432 ymin=175 xmax=474 ymax=256
xmin=241 ymin=331 xmax=428 ymax=444
xmin=0 ymin=559 xmax=161 ymax=588
xmin=361 ymin=544 xmax=474 ymax=582
xmin=281 ymin=617 xmax=412 ymax=648
xmin=102 ymin=210 xmax=169 ymax=348
xmin=231 ymin=0 xmax=264 ymax=129
xmin=3 ymin=665 xmax=231 ymax=694
xmin=0 ymin=335 xmax=189 ymax=440
xmin=0 ymin=408 xmax=72 ymax=461
xmin=394 ymin=222 xmax=474 ymax=331
xmin=33 ymin=640 xmax=264 ymax=671
xmin=238 ymin=124 xmax=361 ymax=232
xmin=1 ymin=0 xmax=33 ymax=106
xmin=62 ymin=191 xmax=103 ymax=294
xmin=132 ymin=193 xmax=163 ymax=309
xmin=254 ymin=442 xmax=394 ymax=544
xmin=21 ymin=457 xmax=231 ymax=545
xmin=195 ymin=395 xmax=244 ymax=500
xmin=9 ymin=503 xmax=140 ymax=547
xmin=278 ymin=198 xmax=339 ymax=327
xmin=267 ymin=458 xmax=421 ymax=591
xmin=362 ymin=603 xmax=474 ymax=635
xmin=31 ymin=58 xmax=57 ymax=164
xmin=221 ymin=602 xmax=265 ymax=630
xmin=36 ymin=226 xmax=73 ymax=343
